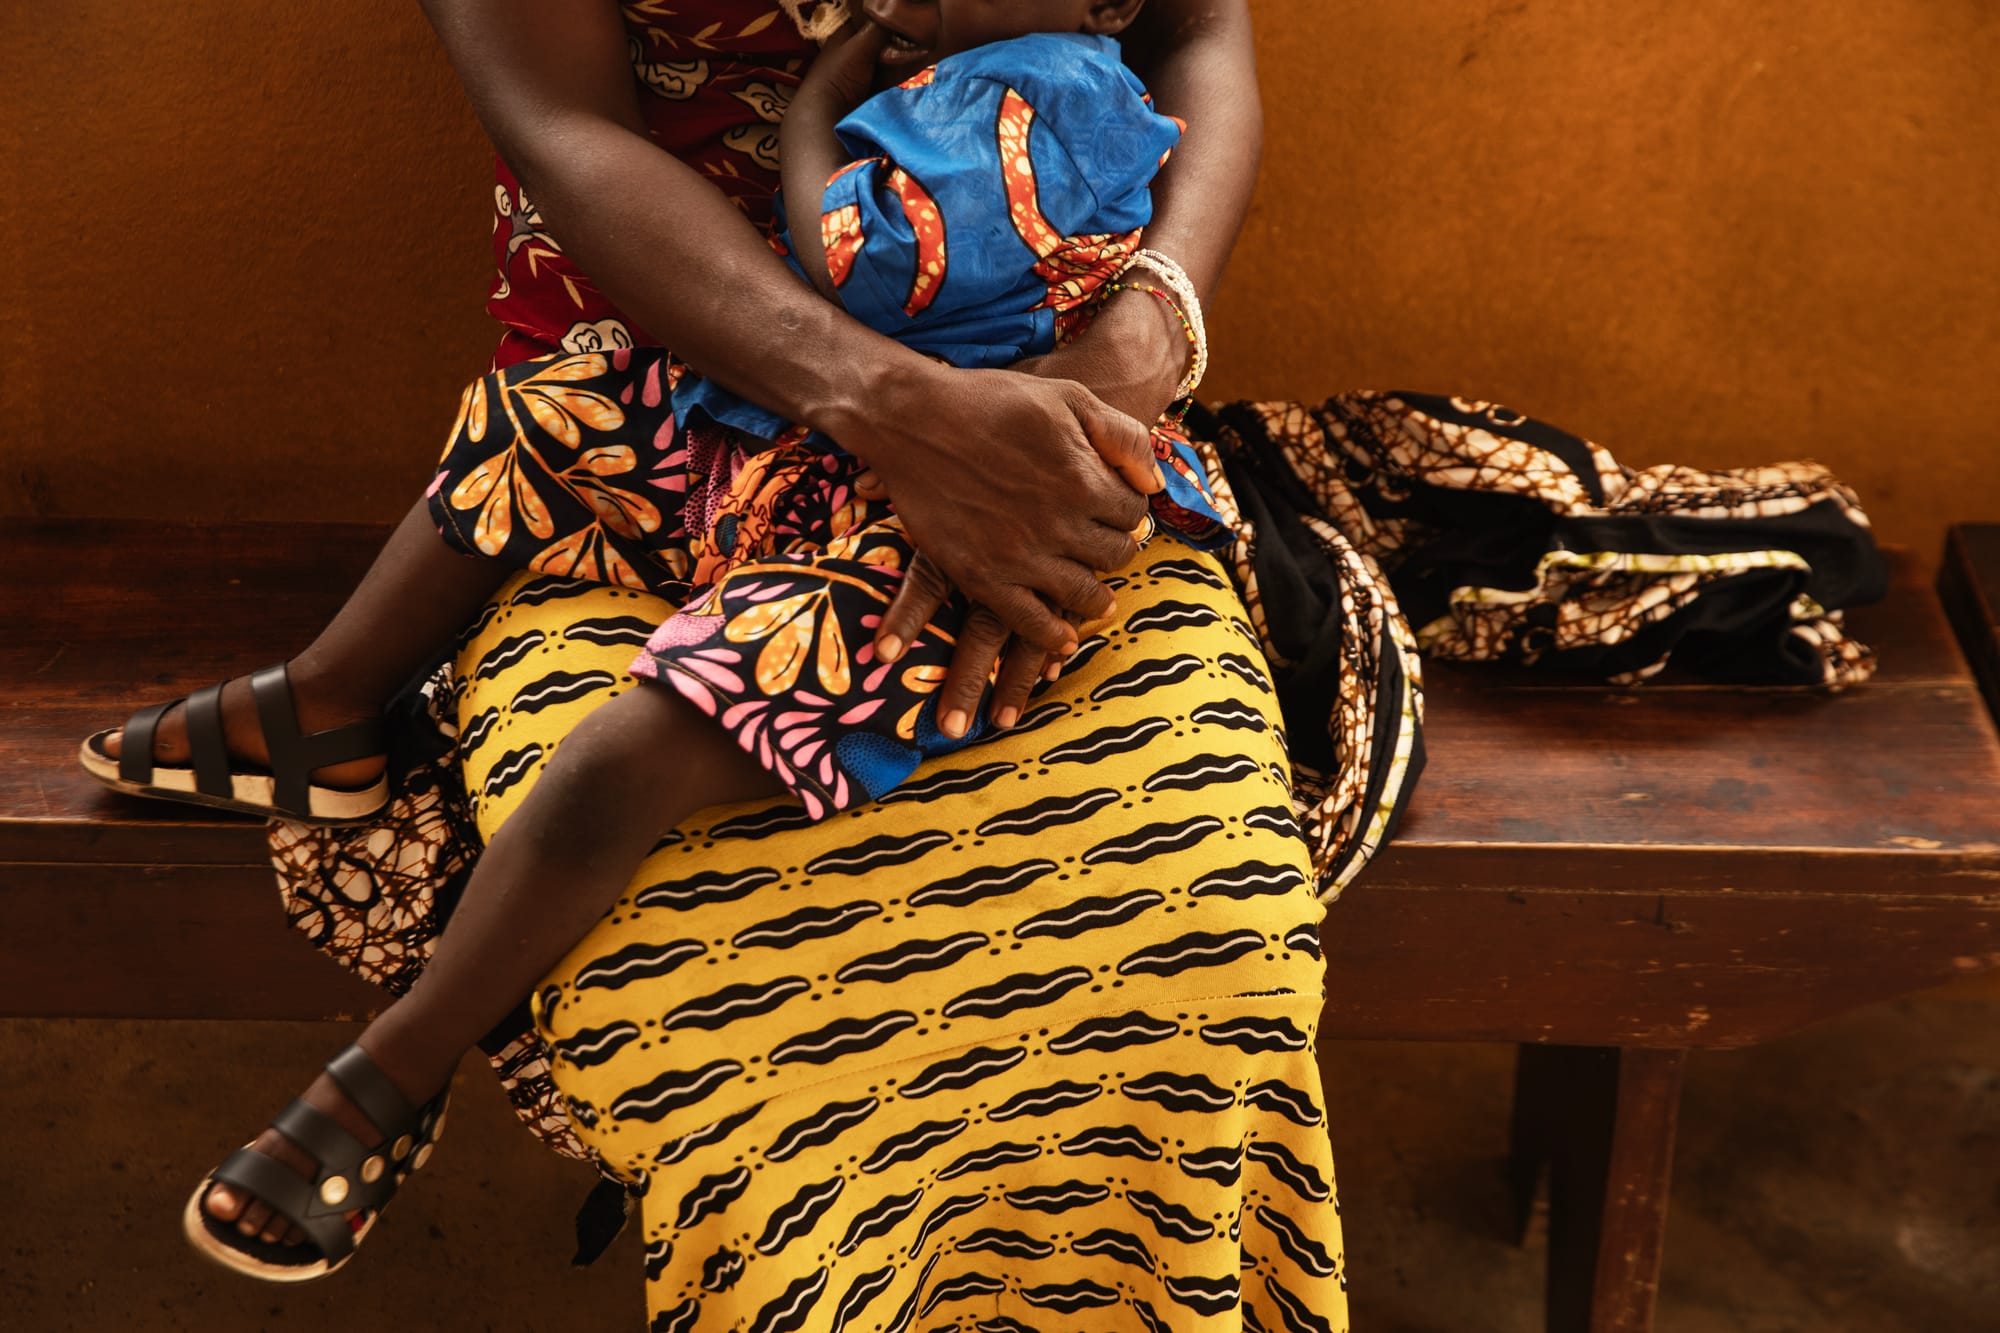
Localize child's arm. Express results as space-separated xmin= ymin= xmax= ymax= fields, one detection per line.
xmin=781 ymin=26 xmax=885 ymax=302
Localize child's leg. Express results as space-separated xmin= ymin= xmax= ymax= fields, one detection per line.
xmin=104 ymin=499 xmax=509 ymax=789
xmin=106 ymin=349 xmax=698 ymax=799
xmin=209 ymin=679 xmax=782 ymax=1243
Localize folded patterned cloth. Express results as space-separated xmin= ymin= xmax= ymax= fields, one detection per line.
xmin=1187 ymin=391 xmax=1885 ymax=895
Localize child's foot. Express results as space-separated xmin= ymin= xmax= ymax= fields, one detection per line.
xmin=199 ymin=1041 xmax=448 ymax=1252
xmin=81 ymin=661 xmax=393 ymax=824
xmin=101 ymin=668 xmax=387 ymax=795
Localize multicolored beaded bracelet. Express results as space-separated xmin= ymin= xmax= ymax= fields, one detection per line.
xmin=1118 ymin=248 xmax=1209 ymax=399
xmin=1102 ymin=279 xmax=1201 ymax=423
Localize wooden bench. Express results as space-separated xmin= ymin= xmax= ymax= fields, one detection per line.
xmin=6 ymin=518 xmax=1998 ymax=1333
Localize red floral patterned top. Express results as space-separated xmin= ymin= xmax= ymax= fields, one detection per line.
xmin=485 ymin=1 xmax=838 ymax=368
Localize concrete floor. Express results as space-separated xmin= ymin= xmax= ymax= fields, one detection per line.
xmin=2 ymin=987 xmax=1995 ymax=1332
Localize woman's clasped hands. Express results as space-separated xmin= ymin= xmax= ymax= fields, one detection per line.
xmin=834 ymin=287 xmax=1189 ymax=737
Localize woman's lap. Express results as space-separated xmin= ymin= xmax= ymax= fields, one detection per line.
xmin=455 ymin=541 xmax=1349 ymax=1331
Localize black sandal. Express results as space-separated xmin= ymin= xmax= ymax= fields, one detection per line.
xmin=181 ymin=1045 xmax=448 ymax=1283
xmin=79 ymin=662 xmax=388 ymax=823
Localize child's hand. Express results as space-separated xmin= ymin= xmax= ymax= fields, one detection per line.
xmin=799 ymin=23 xmax=887 ymax=112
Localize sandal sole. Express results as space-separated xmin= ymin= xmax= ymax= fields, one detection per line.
xmin=78 ymin=733 xmax=388 ymax=825
xmin=181 ymin=1180 xmax=356 ymax=1283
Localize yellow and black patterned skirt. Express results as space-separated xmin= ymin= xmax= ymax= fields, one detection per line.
xmin=454 ymin=539 xmax=1348 ymax=1332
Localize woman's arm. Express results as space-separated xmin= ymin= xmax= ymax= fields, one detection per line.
xmin=418 ymin=0 xmax=1159 ymax=651
xmin=868 ymin=0 xmax=1265 ymax=726
xmin=1037 ymin=0 xmax=1265 ymax=426
xmin=1123 ymin=0 xmax=1264 ymax=302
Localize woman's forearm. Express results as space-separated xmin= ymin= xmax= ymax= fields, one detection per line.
xmin=418 ymin=0 xmax=1184 ymax=650
xmin=419 ymin=0 xmax=922 ymax=439
xmin=1124 ymin=0 xmax=1263 ymax=303
xmin=541 ymin=123 xmax=874 ymax=391
xmin=1018 ymin=0 xmax=1262 ymax=425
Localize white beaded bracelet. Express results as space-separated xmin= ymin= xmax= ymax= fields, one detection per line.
xmin=1116 ymin=248 xmax=1208 ymax=400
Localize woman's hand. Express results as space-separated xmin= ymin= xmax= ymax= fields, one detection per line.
xmin=856 ymin=287 xmax=1189 ymax=734
xmin=424 ymin=0 xmax=1163 ymax=706
xmin=1021 ymin=283 xmax=1188 ymax=427
xmin=830 ymin=358 xmax=1164 ymax=661
xmin=417 ymin=0 xmax=1258 ymax=736
xmin=856 ymin=0 xmax=1264 ymax=734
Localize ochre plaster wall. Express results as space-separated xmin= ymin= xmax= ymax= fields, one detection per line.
xmin=5 ymin=0 xmax=1996 ymax=548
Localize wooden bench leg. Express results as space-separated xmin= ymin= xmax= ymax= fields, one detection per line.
xmin=1506 ymin=1043 xmax=1562 ymax=1244
xmin=1508 ymin=1044 xmax=1688 ymax=1333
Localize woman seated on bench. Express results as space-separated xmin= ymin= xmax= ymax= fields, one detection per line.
xmin=81 ymin=0 xmax=1357 ymax=1324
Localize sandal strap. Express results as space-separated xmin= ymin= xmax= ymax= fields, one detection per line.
xmin=183 ymin=683 xmax=234 ymax=799
xmin=249 ymin=664 xmax=388 ymax=816
xmin=269 ymin=1098 xmax=406 ymax=1217
xmin=210 ymin=1143 xmax=360 ymax=1264
xmin=118 ymin=701 xmax=173 ymax=785
xmin=323 ymin=1045 xmax=418 ymax=1140
xmin=270 ymin=1098 xmax=369 ymax=1167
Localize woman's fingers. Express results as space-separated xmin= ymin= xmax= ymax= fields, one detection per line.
xmin=1036 ymin=558 xmax=1117 ymax=625
xmin=937 ymin=606 xmax=1013 ymax=738
xmin=1073 ymin=523 xmax=1142 ymax=577
xmin=989 ymin=635 xmax=1054 ymax=730
xmin=874 ymin=551 xmax=952 ymax=661
xmin=982 ymin=581 xmax=1082 ymax=654
xmin=880 ymin=549 xmax=1077 ymax=737
xmin=871 ymin=508 xmax=1126 ymax=639
xmin=837 ymin=365 xmax=1153 ymax=647
xmin=877 ymin=554 xmax=1074 ymax=663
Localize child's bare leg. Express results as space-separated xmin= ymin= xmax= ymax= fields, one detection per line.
xmin=206 ymin=683 xmax=782 ymax=1244
xmin=105 ymin=499 xmax=509 ymax=788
